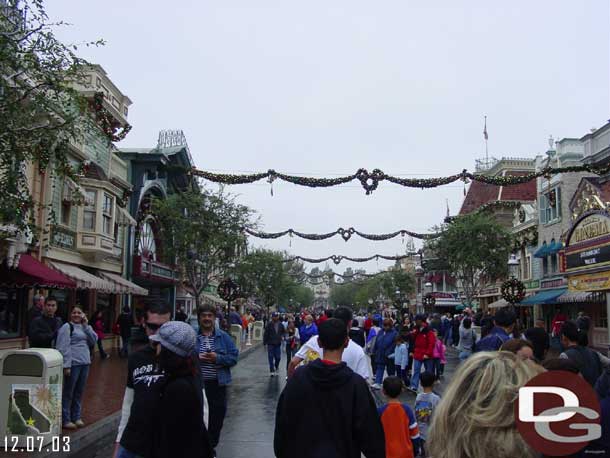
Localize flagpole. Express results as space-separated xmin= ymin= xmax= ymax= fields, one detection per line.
xmin=484 ymin=115 xmax=489 ymax=164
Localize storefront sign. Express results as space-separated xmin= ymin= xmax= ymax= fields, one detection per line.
xmin=566 ymin=245 xmax=610 ymax=271
xmin=569 ymin=272 xmax=610 ymax=292
xmin=540 ymin=278 xmax=567 ymax=289
xmin=571 ymin=215 xmax=610 ymax=244
xmin=431 ymin=292 xmax=457 ymax=299
xmin=479 ymin=287 xmax=499 ymax=296
xmin=51 ymin=226 xmax=75 ymax=250
xmin=523 ymin=280 xmax=540 ymax=290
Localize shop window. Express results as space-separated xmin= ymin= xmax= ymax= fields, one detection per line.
xmin=551 ymin=254 xmax=558 ymax=273
xmin=597 ymin=304 xmax=608 ymax=329
xmin=83 ymin=190 xmax=97 ymax=231
xmin=0 ymin=289 xmax=21 ymax=339
xmin=102 ymin=193 xmax=113 ymax=235
xmin=543 ymin=257 xmax=549 ymax=276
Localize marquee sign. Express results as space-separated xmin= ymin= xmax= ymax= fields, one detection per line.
xmin=565 ymin=211 xmax=610 ymax=274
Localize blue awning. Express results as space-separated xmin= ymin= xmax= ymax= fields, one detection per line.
xmin=533 ymin=243 xmax=550 ymax=258
xmin=548 ymin=241 xmax=564 ymax=255
xmin=519 ymin=288 xmax=567 ymax=305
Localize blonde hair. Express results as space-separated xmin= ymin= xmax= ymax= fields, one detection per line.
xmin=427 ymin=351 xmax=544 ymax=458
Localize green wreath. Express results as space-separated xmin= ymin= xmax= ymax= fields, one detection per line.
xmin=501 ymin=278 xmax=526 ymax=304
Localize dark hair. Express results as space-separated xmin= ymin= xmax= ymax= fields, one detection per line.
xmin=382 ymin=376 xmax=403 ymax=398
xmin=197 ymin=305 xmax=217 ymax=317
xmin=318 ymin=318 xmax=347 ymax=350
xmin=462 ymin=317 xmax=472 ymax=329
xmin=420 ymin=371 xmax=435 ymax=388
xmin=325 ymin=309 xmax=334 ymax=318
xmin=372 ymin=318 xmax=380 ymax=326
xmin=560 ymin=320 xmax=580 ymax=343
xmin=146 ymin=302 xmax=172 ymax=317
xmin=493 ymin=308 xmax=516 ymax=327
xmin=333 ymin=307 xmax=353 ymax=327
xmin=500 ymin=338 xmax=533 ymax=354
xmin=158 ymin=346 xmax=196 ymax=377
xmin=542 ymin=357 xmax=580 ymax=374
xmin=45 ymin=296 xmax=57 ymax=304
xmin=395 ymin=334 xmax=404 ymax=343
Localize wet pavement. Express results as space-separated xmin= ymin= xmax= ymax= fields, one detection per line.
xmin=216 ymin=345 xmax=287 ymax=458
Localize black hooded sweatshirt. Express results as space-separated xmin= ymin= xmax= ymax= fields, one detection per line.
xmin=274 ymin=359 xmax=385 ymax=458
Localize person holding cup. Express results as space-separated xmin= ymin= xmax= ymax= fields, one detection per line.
xmin=56 ymin=305 xmax=98 ymax=430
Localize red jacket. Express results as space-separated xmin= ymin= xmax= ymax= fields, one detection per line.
xmin=411 ymin=324 xmax=436 ymax=361
xmin=364 ymin=318 xmax=373 ymax=332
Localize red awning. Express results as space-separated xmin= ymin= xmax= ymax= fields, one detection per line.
xmin=0 ymin=254 xmax=76 ymax=289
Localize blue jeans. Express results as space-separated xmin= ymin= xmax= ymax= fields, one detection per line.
xmin=459 ymin=350 xmax=472 ymax=361
xmin=374 ymin=358 xmax=396 ymax=384
xmin=267 ymin=344 xmax=281 ymax=372
xmin=116 ymin=445 xmax=143 ymax=458
xmin=410 ymin=358 xmax=433 ymax=390
xmin=62 ymin=364 xmax=90 ymax=424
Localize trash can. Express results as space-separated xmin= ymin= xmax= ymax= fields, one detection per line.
xmin=0 ymin=348 xmax=63 ymax=447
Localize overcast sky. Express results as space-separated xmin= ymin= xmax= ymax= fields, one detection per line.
xmin=48 ymin=1 xmax=610 ymax=274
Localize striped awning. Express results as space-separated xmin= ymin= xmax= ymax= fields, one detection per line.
xmin=556 ymin=290 xmax=605 ymax=304
xmin=98 ymin=271 xmax=148 ymax=296
xmin=488 ymin=298 xmax=511 ymax=309
xmin=201 ymin=291 xmax=227 ymax=306
xmin=116 ymin=206 xmax=137 ymax=227
xmin=49 ymin=261 xmax=118 ymax=293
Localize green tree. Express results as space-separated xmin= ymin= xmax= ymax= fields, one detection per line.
xmin=152 ymin=188 xmax=253 ymax=309
xmin=235 ymin=248 xmax=286 ymax=313
xmin=428 ymin=212 xmax=513 ymax=308
xmin=1 ymin=0 xmax=103 ymax=233
xmin=329 ymin=282 xmax=358 ymax=307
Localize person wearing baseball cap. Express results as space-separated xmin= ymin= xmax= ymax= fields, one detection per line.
xmin=148 ymin=321 xmax=214 ymax=458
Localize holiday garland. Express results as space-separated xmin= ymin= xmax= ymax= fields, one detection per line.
xmin=290 ymin=270 xmax=382 ymax=280
xmin=283 ymin=254 xmax=409 ymax=264
xmin=92 ymin=92 xmax=132 ymax=142
xmin=244 ymin=227 xmax=439 ymax=241
xmin=501 ymin=278 xmax=526 ymax=304
xmin=188 ymin=164 xmax=610 ymax=195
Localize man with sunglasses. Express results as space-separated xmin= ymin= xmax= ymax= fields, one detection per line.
xmin=113 ymin=302 xmax=171 ymax=458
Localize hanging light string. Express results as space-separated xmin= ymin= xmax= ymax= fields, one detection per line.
xmin=187 ymin=164 xmax=610 ymax=195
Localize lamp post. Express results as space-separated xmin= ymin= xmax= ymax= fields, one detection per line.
xmin=423 ymin=281 xmax=434 ymax=313
xmin=502 ymin=254 xmax=525 ymax=311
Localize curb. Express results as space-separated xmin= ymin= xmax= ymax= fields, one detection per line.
xmin=27 ymin=342 xmax=264 ymax=457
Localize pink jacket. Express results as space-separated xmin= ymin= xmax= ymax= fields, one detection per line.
xmin=433 ymin=338 xmax=446 ymax=363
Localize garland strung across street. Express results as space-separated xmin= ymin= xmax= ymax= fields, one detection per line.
xmin=283 ymin=254 xmax=409 ymax=264
xmin=290 ymin=271 xmax=382 ymax=280
xmin=189 ymin=164 xmax=610 ymax=195
xmin=244 ymin=227 xmax=440 ymax=242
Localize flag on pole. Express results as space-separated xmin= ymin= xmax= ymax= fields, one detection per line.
xmin=483 ymin=116 xmax=488 ymax=140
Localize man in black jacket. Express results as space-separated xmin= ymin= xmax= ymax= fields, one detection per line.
xmin=274 ymin=318 xmax=385 ymax=458
xmin=264 ymin=312 xmax=285 ymax=376
xmin=524 ymin=318 xmax=550 ymax=361
xmin=560 ymin=320 xmax=602 ymax=387
xmin=28 ymin=297 xmax=62 ymax=348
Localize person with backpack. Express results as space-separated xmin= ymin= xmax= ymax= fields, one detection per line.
xmin=56 ymin=306 xmax=98 ymax=430
xmin=28 ymin=296 xmax=62 ymax=348
xmin=474 ymin=308 xmax=515 ymax=352
xmin=559 ymin=320 xmax=602 ymax=387
xmin=457 ymin=317 xmax=476 ymax=361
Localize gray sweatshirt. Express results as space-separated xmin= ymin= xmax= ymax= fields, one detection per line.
xmin=457 ymin=325 xmax=476 ymax=352
xmin=56 ymin=322 xmax=98 ymax=368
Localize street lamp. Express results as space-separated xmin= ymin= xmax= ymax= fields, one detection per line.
xmin=507 ymin=253 xmax=519 ymax=279
xmin=502 ymin=254 xmax=525 ymax=310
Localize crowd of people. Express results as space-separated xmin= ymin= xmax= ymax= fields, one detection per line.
xmin=24 ymin=294 xmax=610 ymax=457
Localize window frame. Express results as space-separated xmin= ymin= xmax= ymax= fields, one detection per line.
xmin=102 ymin=193 xmax=114 ymax=235
xmin=82 ymin=189 xmax=97 ymax=231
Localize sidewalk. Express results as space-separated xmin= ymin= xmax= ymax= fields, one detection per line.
xmin=14 ymin=339 xmax=262 ymax=458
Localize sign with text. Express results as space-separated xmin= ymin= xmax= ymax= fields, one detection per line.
xmin=569 ymin=272 xmax=610 ymax=292
xmin=568 ymin=213 xmax=610 ymax=245
xmin=566 ymin=244 xmax=610 ymax=271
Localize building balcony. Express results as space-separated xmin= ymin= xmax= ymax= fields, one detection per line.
xmin=76 ymin=230 xmax=116 ymax=261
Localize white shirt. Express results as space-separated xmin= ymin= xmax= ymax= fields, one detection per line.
xmin=295 ymin=335 xmax=371 ymax=380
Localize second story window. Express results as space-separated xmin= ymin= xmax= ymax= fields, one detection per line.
xmin=83 ymin=190 xmax=97 ymax=231
xmin=102 ymin=193 xmax=113 ymax=235
xmin=539 ymin=188 xmax=562 ymax=224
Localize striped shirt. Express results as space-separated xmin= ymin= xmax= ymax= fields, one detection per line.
xmin=198 ymin=334 xmax=217 ymax=381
